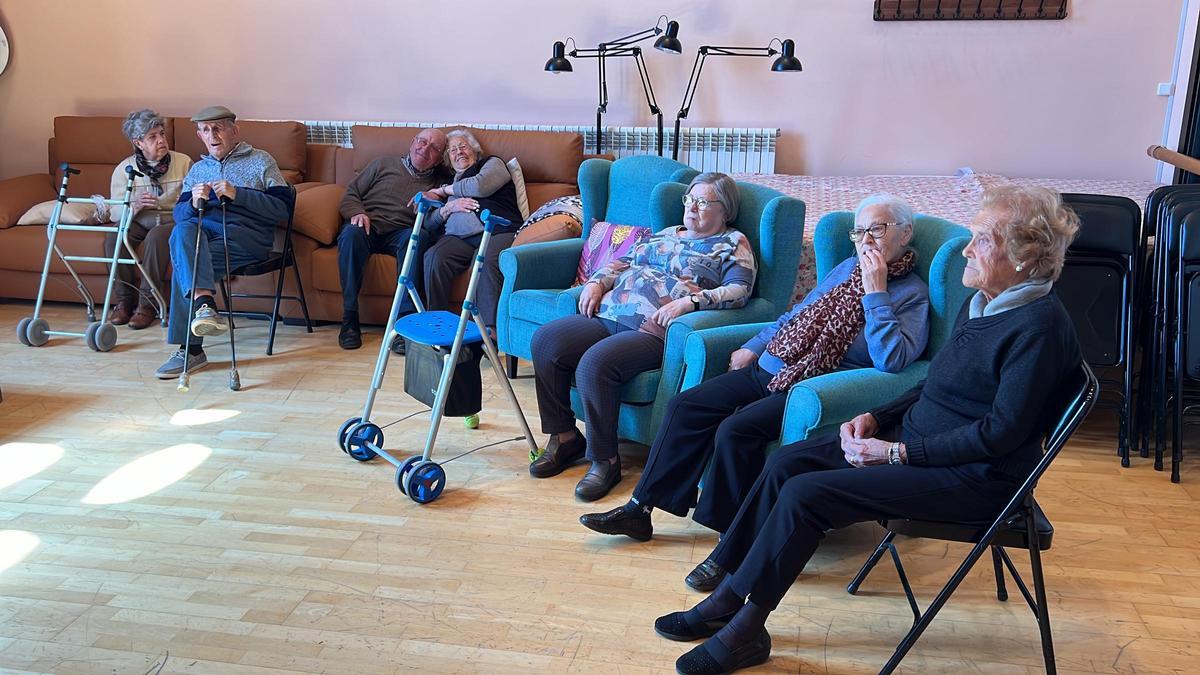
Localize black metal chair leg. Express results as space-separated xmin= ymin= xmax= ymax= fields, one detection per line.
xmin=290 ymin=256 xmax=312 ymax=332
xmin=991 ymin=546 xmax=1008 ymax=601
xmin=1027 ymin=513 xmax=1057 ymax=674
xmin=264 ymin=264 xmax=287 ymax=356
xmin=847 ymin=530 xmax=895 ymax=595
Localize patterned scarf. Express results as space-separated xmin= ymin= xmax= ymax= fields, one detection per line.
xmin=134 ymin=150 xmax=171 ymax=196
xmin=765 ymin=249 xmax=917 ymax=393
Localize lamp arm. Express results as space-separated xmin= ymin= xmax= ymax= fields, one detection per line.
xmin=677 ymin=49 xmax=709 ymax=121
xmin=632 ymin=48 xmax=661 ymax=114
xmin=601 ymin=15 xmax=668 ymax=49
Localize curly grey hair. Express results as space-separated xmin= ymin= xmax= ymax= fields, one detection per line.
xmin=445 ymin=129 xmax=484 ymax=165
xmin=121 ymin=108 xmax=166 ymax=144
xmin=688 ymin=172 xmax=740 ymax=223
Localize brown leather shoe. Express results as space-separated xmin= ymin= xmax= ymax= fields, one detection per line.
xmin=109 ymin=302 xmax=135 ymax=326
xmin=128 ymin=304 xmax=159 ymax=330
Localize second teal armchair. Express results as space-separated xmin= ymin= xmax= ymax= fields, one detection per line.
xmin=682 ymin=211 xmax=972 ymax=448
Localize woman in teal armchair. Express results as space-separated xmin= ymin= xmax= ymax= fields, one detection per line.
xmin=528 ymin=172 xmax=758 ymax=501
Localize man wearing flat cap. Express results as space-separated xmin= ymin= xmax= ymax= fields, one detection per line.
xmin=155 ymin=105 xmax=291 ymax=379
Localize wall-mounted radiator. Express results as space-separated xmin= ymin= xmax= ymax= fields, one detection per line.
xmin=294 ymin=120 xmax=780 ymax=174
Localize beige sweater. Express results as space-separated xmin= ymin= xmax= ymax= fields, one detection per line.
xmin=108 ymin=150 xmax=193 ymax=227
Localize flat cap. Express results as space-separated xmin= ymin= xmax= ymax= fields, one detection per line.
xmin=190 ymin=105 xmax=237 ymax=122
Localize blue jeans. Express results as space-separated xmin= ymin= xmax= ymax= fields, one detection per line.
xmin=167 ymin=216 xmax=269 ymax=347
xmin=337 ymin=223 xmax=427 ymax=318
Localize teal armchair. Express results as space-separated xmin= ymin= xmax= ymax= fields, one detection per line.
xmin=682 ymin=212 xmax=972 ymax=449
xmin=497 ymin=155 xmax=698 ymax=373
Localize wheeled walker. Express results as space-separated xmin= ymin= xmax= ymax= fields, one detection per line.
xmin=336 ymin=194 xmax=538 ymax=504
xmin=16 ymin=162 xmax=167 ymax=351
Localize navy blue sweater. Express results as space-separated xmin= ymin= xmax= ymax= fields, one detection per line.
xmin=869 ymin=292 xmax=1081 ymax=482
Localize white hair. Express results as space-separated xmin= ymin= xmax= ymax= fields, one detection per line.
xmin=445 ymin=129 xmax=484 ymax=163
xmin=854 ymin=193 xmax=914 ymax=230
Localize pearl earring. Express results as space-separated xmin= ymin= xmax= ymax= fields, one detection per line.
xmin=1015 ymin=263 xmax=1024 ymax=272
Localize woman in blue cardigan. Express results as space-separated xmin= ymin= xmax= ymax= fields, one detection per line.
xmin=652 ymin=185 xmax=1081 ymax=675
xmin=581 ymin=194 xmax=931 ymax=584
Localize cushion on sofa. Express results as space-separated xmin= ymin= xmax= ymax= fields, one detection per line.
xmin=513 ymin=213 xmax=582 ymax=247
xmin=292 ymin=183 xmax=345 ymax=245
xmin=507 ymin=157 xmax=530 ymax=220
xmin=18 ymin=199 xmax=105 ymax=226
xmin=54 ymin=116 xmax=160 ymax=165
xmin=351 ymin=126 xmax=420 ymax=173
xmin=470 ymin=129 xmax=582 ymax=185
xmin=527 ymin=183 xmax=580 ymax=211
xmin=0 ymin=174 xmax=55 ymax=229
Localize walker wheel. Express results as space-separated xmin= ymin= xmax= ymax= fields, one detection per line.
xmin=16 ymin=317 xmax=32 ymax=346
xmin=85 ymin=321 xmax=118 ymax=352
xmin=404 ymin=461 xmax=446 ymax=504
xmin=345 ymin=422 xmax=382 ymax=462
xmin=337 ymin=417 xmax=362 ymax=453
xmin=25 ymin=318 xmax=49 ymax=347
xmin=396 ymin=456 xmax=424 ymax=495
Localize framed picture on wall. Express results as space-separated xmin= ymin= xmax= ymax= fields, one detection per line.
xmin=0 ymin=25 xmax=9 ymax=77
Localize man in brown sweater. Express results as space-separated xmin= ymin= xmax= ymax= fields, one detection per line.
xmin=336 ymin=128 xmax=451 ymax=349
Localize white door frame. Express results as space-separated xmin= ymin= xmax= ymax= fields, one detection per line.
xmin=1160 ymin=0 xmax=1200 ymax=182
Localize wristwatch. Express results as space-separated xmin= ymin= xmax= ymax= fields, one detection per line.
xmin=888 ymin=442 xmax=903 ymax=465
xmin=689 ymin=293 xmax=702 ymax=311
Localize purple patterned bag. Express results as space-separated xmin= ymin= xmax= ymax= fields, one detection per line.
xmin=574 ymin=221 xmax=652 ymax=286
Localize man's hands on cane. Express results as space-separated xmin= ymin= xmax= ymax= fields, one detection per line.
xmin=212 ymin=180 xmax=236 ymax=203
xmin=191 ymin=183 xmax=211 ymax=207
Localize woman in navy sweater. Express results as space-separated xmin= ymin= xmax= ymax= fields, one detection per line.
xmin=652 ymin=185 xmax=1082 ymax=675
xmin=580 ymin=194 xmax=930 ymax=573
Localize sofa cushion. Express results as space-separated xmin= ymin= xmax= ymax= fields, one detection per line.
xmin=1 ymin=223 xmax=109 ymax=274
xmin=18 ymin=199 xmax=105 ymax=226
xmin=527 ymin=183 xmax=580 ymax=211
xmin=0 ymin=174 xmax=55 ymax=229
xmin=576 ymin=221 xmax=651 ymax=285
xmin=173 ymin=118 xmax=307 ymax=181
xmin=507 ymin=157 xmax=530 ymax=220
xmin=470 ymin=129 xmax=582 ymax=185
xmin=507 ymin=289 xmax=563 ymax=325
xmin=513 ymin=213 xmax=582 ymax=247
xmin=54 ymin=116 xmax=157 ymax=165
xmin=293 ymin=183 xmax=344 ymax=245
xmin=311 ymin=246 xmax=402 ymax=296
xmin=351 ymin=126 xmax=420 ymax=173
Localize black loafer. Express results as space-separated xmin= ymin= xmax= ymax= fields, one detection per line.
xmin=575 ymin=460 xmax=622 ymax=501
xmin=580 ymin=505 xmax=653 ymax=541
xmin=654 ymin=607 xmax=737 ymax=642
xmin=675 ymin=628 xmax=771 ymax=674
xmin=529 ymin=433 xmax=586 ymax=478
xmin=685 ymin=559 xmax=727 ymax=592
xmin=338 ymin=321 xmax=362 ymax=350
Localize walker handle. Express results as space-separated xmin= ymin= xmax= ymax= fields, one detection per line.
xmin=125 ymin=165 xmax=144 ymax=178
xmin=412 ymin=191 xmax=444 ymax=213
xmin=60 ymin=163 xmax=81 ymax=176
xmin=480 ymin=210 xmax=511 ymax=233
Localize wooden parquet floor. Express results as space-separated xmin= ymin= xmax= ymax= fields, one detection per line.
xmin=0 ymin=300 xmax=1198 ymax=674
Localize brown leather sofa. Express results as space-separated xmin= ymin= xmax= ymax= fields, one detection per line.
xmin=0 ymin=116 xmax=584 ymax=327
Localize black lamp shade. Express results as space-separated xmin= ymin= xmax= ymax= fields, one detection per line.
xmin=653 ymin=20 xmax=682 ymax=54
xmin=545 ymin=41 xmax=573 ymax=73
xmin=771 ymin=38 xmax=802 ymax=72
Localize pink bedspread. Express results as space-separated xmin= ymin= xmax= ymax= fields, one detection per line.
xmin=735 ymin=172 xmax=1162 ymax=301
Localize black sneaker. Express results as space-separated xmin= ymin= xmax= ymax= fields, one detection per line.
xmin=338 ymin=321 xmax=362 ymax=350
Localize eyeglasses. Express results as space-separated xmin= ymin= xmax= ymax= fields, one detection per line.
xmin=682 ymin=195 xmax=721 ymax=212
xmin=848 ymin=222 xmax=894 ymax=242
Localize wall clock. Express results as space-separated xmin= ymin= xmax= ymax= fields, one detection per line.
xmin=0 ymin=25 xmax=9 ymax=77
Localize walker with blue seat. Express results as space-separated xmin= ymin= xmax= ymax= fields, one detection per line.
xmin=336 ymin=193 xmax=538 ymax=504
xmin=16 ymin=163 xmax=167 ymax=351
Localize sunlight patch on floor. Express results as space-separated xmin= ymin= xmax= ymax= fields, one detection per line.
xmin=82 ymin=443 xmax=212 ymax=505
xmin=0 ymin=442 xmax=65 ymax=490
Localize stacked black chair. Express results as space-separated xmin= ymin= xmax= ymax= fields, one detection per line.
xmin=846 ymin=362 xmax=1099 ymax=674
xmin=217 ymin=185 xmax=313 ymax=356
xmin=1057 ymin=194 xmax=1141 ymax=465
xmin=1170 ymin=216 xmax=1200 ymax=480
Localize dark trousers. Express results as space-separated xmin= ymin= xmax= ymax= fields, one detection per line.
xmin=633 ymin=365 xmax=786 ymax=532
xmin=531 ymin=314 xmax=664 ymax=461
xmin=423 ymin=231 xmax=516 ymax=330
xmin=711 ymin=435 xmax=1017 ymax=611
xmin=104 ymin=220 xmax=173 ymax=307
xmin=337 ymin=223 xmax=425 ymax=317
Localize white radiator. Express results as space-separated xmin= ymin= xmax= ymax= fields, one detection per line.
xmin=291 ymin=120 xmax=780 ymax=174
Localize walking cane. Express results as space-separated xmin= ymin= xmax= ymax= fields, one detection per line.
xmin=177 ymin=190 xmax=207 ymax=393
xmin=220 ymin=196 xmax=241 ymax=391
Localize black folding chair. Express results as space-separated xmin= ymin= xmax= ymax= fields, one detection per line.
xmin=218 ymin=185 xmax=313 ymax=355
xmin=846 ymin=362 xmax=1099 ymax=675
xmin=1057 ymin=194 xmax=1140 ymax=466
xmin=1170 ymin=217 xmax=1200 ymax=481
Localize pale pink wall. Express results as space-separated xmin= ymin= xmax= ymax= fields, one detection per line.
xmin=0 ymin=0 xmax=1182 ymax=180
